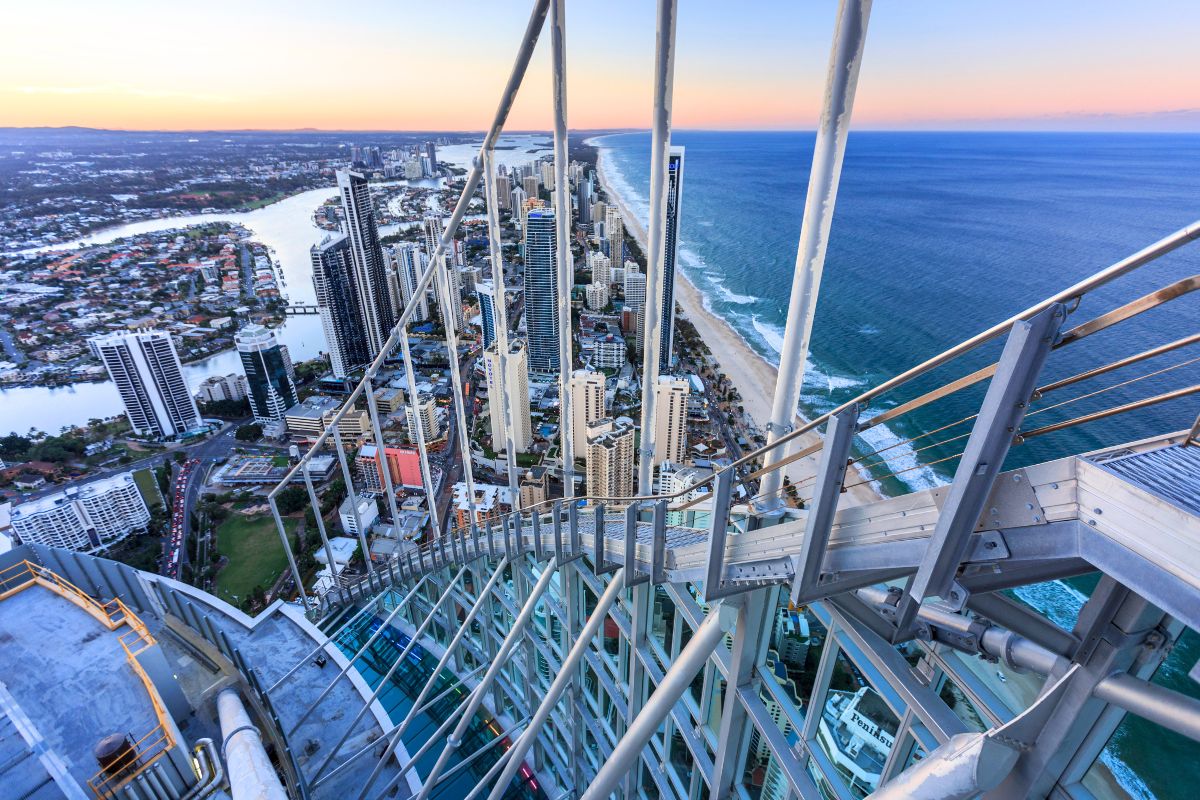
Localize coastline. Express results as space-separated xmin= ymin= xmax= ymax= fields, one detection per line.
xmin=590 ymin=138 xmax=882 ymax=507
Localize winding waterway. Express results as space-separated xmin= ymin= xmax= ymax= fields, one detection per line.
xmin=1 ymin=133 xmax=556 ymax=435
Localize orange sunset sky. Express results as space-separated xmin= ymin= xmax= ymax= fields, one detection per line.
xmin=3 ymin=0 xmax=1198 ymax=132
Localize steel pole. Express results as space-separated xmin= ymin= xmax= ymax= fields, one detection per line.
xmin=302 ymin=458 xmax=340 ymax=588
xmin=268 ymin=493 xmax=310 ymax=612
xmin=485 ymin=568 xmax=625 ymax=800
xmin=578 ymin=601 xmax=732 ymax=800
xmin=398 ymin=331 xmax=441 ymax=536
xmin=414 ymin=559 xmax=560 ymax=800
xmin=353 ymin=559 xmax=510 ymax=800
xmin=636 ymin=0 xmax=679 ymax=496
xmin=311 ymin=567 xmax=468 ymax=781
xmin=550 ymin=0 xmax=576 ymax=499
xmin=331 ymin=421 xmax=373 ymax=574
xmin=759 ymin=0 xmax=873 ymax=508
xmin=483 ymin=148 xmax=521 ymax=497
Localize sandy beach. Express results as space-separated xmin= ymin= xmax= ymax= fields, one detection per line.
xmin=592 ymin=143 xmax=882 ymax=507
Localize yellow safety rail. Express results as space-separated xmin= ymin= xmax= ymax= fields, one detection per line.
xmin=0 ymin=560 xmax=176 ymax=799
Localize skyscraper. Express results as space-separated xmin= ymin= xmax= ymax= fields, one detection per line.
xmin=312 ymin=233 xmax=370 ymax=378
xmin=477 ymin=281 xmax=497 ymax=350
xmin=659 ymin=147 xmax=686 ymax=371
xmin=652 ymin=375 xmax=690 ymax=467
xmin=605 ymin=207 xmax=624 ymax=263
xmin=624 ymin=270 xmax=647 ymax=310
xmin=568 ymin=369 xmax=606 ymax=458
xmin=496 ymin=174 xmax=512 ymax=210
xmin=484 ymin=338 xmax=532 ymax=454
xmin=423 ymin=215 xmax=465 ymax=333
xmin=589 ymin=251 xmax=611 ymax=286
xmin=523 ymin=174 xmax=540 ymax=200
xmin=90 ymin=330 xmax=200 ymax=438
xmin=236 ymin=324 xmax=298 ymax=425
xmin=523 ymin=208 xmax=560 ymax=377
xmin=406 ymin=394 xmax=441 ymax=444
xmin=337 ymin=170 xmax=396 ymax=358
xmin=387 ymin=242 xmax=430 ymax=323
xmin=585 ymin=417 xmax=635 ymax=500
xmin=510 ymin=187 xmax=528 ymax=226
xmin=577 ymin=170 xmax=593 ymax=225
xmin=424 ymin=141 xmax=438 ymax=173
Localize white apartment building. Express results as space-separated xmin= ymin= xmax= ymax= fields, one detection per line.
xmin=483 ymin=339 xmax=533 ymax=453
xmin=568 ymin=370 xmax=607 ymax=458
xmin=406 ymin=394 xmax=442 ymax=444
xmin=196 ymin=373 xmax=248 ymax=404
xmin=9 ymin=473 xmax=150 ymax=553
xmin=624 ymin=271 xmax=647 ymax=310
xmin=589 ymin=251 xmax=612 ymax=286
xmin=653 ymin=375 xmax=690 ymax=467
xmin=585 ymin=282 xmax=610 ymax=312
xmin=339 ymin=493 xmax=380 ymax=537
xmin=585 ymin=417 xmax=635 ymax=501
xmin=90 ymin=330 xmax=201 ymax=438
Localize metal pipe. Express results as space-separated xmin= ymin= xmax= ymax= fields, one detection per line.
xmin=1094 ymin=671 xmax=1200 ymax=742
xmin=289 ymin=575 xmax=428 ymax=734
xmin=331 ymin=421 xmax=374 ymax=575
xmin=759 ymin=0 xmax=873 ymax=508
xmin=399 ymin=329 xmax=441 ymax=536
xmin=1038 ymin=332 xmax=1200 ymax=394
xmin=364 ymin=381 xmax=404 ymax=529
xmin=354 ymin=560 xmax=511 ymax=800
xmin=485 ymin=567 xmax=626 ymax=800
xmin=180 ymin=738 xmax=223 ymax=800
xmin=482 ymin=148 xmax=521 ymax=497
xmin=636 ymin=0 xmax=679 ymax=496
xmin=579 ymin=602 xmax=731 ymax=800
xmin=431 ymin=236 xmax=480 ymax=526
xmin=217 ymin=689 xmax=288 ymax=800
xmin=302 ymin=458 xmax=341 ymax=594
xmin=551 ymin=0 xmax=577 ymax=499
xmin=311 ymin=567 xmax=469 ymax=781
xmin=268 ymin=493 xmax=310 ymax=611
xmin=1019 ymin=384 xmax=1200 ymax=440
xmin=414 ymin=559 xmax=560 ymax=800
xmin=442 ymin=715 xmax=530 ymax=791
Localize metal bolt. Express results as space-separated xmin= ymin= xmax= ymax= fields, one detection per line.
xmin=1013 ymin=474 xmax=1022 ymax=482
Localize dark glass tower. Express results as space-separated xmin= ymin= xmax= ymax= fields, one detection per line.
xmin=659 ymin=147 xmax=685 ymax=373
xmin=236 ymin=324 xmax=298 ymax=424
xmin=337 ymin=170 xmax=396 ymax=358
xmin=523 ymin=208 xmax=560 ymax=377
xmin=311 ymin=233 xmax=371 ymax=378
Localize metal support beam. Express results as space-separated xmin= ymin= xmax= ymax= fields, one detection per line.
xmin=268 ymin=493 xmax=310 ymax=612
xmin=791 ymin=404 xmax=859 ymax=603
xmin=896 ymin=303 xmax=1065 ymax=634
xmin=414 ymin=558 xmax=559 ymax=800
xmin=330 ymin=422 xmax=373 ymax=575
xmin=759 ymin=0 xmax=873 ymax=507
xmin=352 ymin=560 xmax=509 ymax=800
xmin=578 ymin=599 xmax=733 ymax=800
xmin=485 ymin=568 xmax=625 ymax=800
xmin=636 ymin=0 xmax=679 ymax=495
xmin=550 ymin=0 xmax=576 ymax=500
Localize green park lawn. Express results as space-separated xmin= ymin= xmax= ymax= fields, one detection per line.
xmin=132 ymin=468 xmax=164 ymax=513
xmin=215 ymin=511 xmax=292 ymax=604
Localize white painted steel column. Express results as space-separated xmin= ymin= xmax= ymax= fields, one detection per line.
xmin=413 ymin=559 xmax=560 ymax=800
xmin=579 ymin=601 xmax=733 ymax=800
xmin=636 ymin=0 xmax=679 ymax=495
xmin=432 ymin=241 xmax=480 ymax=524
xmin=398 ymin=332 xmax=441 ymax=535
xmin=759 ymin=0 xmax=873 ymax=507
xmin=216 ymin=689 xmax=288 ymax=800
xmin=352 ymin=560 xmax=510 ymax=800
xmin=551 ymin=0 xmax=576 ymax=499
xmin=364 ymin=375 xmax=403 ymax=527
xmin=485 ymin=568 xmax=625 ymax=800
xmin=302 ymin=458 xmax=340 ymax=585
xmin=483 ymin=148 xmax=521 ymax=497
xmin=267 ymin=493 xmax=310 ymax=611
xmin=330 ymin=421 xmax=373 ymax=574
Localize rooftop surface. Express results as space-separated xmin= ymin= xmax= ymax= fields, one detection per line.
xmin=0 ymin=584 xmax=158 ymax=797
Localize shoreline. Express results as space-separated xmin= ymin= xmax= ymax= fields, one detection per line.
xmin=590 ymin=138 xmax=883 ymax=507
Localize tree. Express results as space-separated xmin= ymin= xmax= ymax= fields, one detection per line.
xmin=235 ymin=423 xmax=263 ymax=442
xmin=174 ymin=451 xmax=187 ymax=464
xmin=276 ymin=486 xmax=308 ymax=515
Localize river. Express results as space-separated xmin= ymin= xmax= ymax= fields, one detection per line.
xmin=1 ymin=133 xmax=555 ymax=435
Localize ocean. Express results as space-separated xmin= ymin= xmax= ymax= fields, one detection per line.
xmin=596 ymin=130 xmax=1200 ymax=799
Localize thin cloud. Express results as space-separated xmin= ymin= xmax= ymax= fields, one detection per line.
xmin=13 ymin=85 xmax=233 ymax=103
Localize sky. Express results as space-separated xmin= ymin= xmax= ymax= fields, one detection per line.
xmin=3 ymin=0 xmax=1199 ymax=132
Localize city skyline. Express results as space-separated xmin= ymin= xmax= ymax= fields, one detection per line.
xmin=3 ymin=1 xmax=1199 ymax=132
